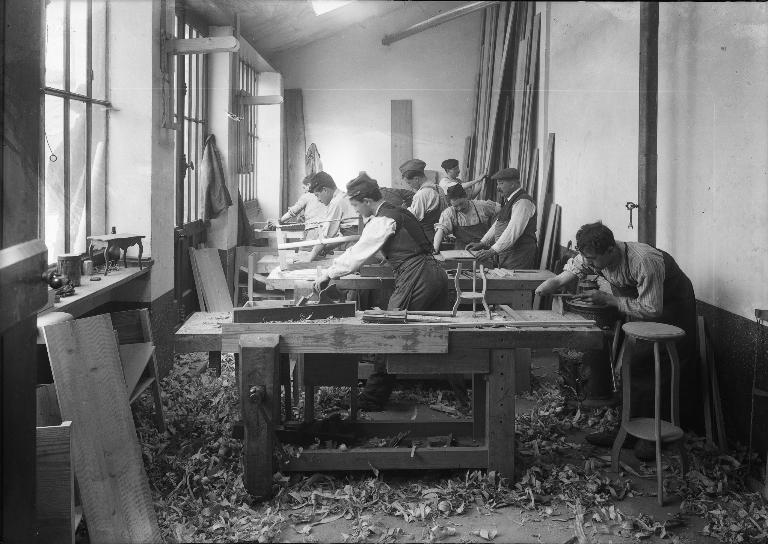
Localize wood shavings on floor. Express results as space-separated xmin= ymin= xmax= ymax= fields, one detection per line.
xmin=130 ymin=353 xmax=768 ymax=543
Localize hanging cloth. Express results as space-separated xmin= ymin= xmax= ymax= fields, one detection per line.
xmin=200 ymin=134 xmax=233 ymax=220
xmin=305 ymin=143 xmax=323 ymax=177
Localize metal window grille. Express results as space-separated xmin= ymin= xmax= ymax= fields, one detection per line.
xmin=41 ymin=0 xmax=111 ymax=263
xmin=174 ymin=14 xmax=208 ymax=225
xmin=237 ymin=59 xmax=258 ymax=202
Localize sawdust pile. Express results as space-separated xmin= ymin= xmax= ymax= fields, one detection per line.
xmin=132 ymin=353 xmax=768 ymax=543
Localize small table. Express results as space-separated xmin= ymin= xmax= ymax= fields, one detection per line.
xmin=87 ymin=233 xmax=145 ymax=275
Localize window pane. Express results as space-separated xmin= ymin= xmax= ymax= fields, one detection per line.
xmin=70 ymin=0 xmax=89 ymax=94
xmin=44 ymin=96 xmax=65 ymax=262
xmin=69 ymin=100 xmax=87 ymax=254
xmin=92 ymin=0 xmax=108 ymax=99
xmin=45 ymin=0 xmax=66 ymax=90
xmin=91 ymin=105 xmax=108 ymax=236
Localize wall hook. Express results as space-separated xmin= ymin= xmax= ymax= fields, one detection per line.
xmin=625 ymin=202 xmax=639 ymax=229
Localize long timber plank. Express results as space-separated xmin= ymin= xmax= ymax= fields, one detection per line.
xmin=282 ymin=446 xmax=488 ymax=472
xmin=449 ymin=327 xmax=602 ymax=350
xmin=43 ymin=315 xmax=161 ymax=543
xmin=222 ymin=323 xmax=449 ymax=353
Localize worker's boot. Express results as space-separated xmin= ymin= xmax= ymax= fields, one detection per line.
xmin=358 ymin=372 xmax=395 ymax=412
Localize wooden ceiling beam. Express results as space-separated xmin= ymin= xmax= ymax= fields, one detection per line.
xmin=382 ymin=1 xmax=500 ymax=46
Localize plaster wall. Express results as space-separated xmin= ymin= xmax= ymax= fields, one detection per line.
xmin=657 ymin=2 xmax=768 ymax=320
xmin=108 ymin=0 xmax=174 ymax=297
xmin=545 ymin=2 xmax=768 ymax=321
xmin=546 ymin=2 xmax=640 ymax=248
xmin=270 ymin=1 xmax=483 ymax=198
xmin=255 ymin=72 xmax=283 ymax=222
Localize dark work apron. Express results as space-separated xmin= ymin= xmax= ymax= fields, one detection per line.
xmin=600 ymin=243 xmax=700 ymax=431
xmin=451 ymin=202 xmax=491 ymax=249
xmin=419 ymin=185 xmax=448 ymax=243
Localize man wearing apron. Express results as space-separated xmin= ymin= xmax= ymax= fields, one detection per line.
xmin=535 ymin=222 xmax=699 ymax=460
xmin=315 ymin=173 xmax=451 ymax=410
xmin=467 ymin=168 xmax=538 ymax=269
xmin=400 ymin=159 xmax=448 ymax=243
xmin=432 ymin=183 xmax=500 ymax=252
xmin=306 ymin=171 xmax=360 ymax=261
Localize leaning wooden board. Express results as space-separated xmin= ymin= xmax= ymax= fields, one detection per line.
xmin=44 ymin=315 xmax=161 ymax=543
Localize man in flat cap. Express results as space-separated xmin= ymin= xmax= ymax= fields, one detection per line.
xmin=306 ymin=171 xmax=360 ymax=261
xmin=439 ymin=158 xmax=487 ymax=199
xmin=400 ymin=159 xmax=448 ymax=242
xmin=433 ymin=184 xmax=501 ymax=253
xmin=466 ymin=167 xmax=538 ymax=269
xmin=314 ymin=172 xmax=450 ymax=410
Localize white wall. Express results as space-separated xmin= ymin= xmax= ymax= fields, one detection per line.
xmin=544 ymin=1 xmax=768 ymax=320
xmin=270 ymin=1 xmax=483 ymax=195
xmin=108 ymin=0 xmax=174 ymax=297
xmin=255 ymin=72 xmax=283 ymax=222
xmin=657 ymin=2 xmax=768 ymax=319
xmin=546 ymin=2 xmax=640 ymax=246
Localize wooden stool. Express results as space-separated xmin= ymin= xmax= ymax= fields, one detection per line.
xmin=452 ymin=259 xmax=490 ymax=319
xmin=611 ymin=321 xmax=688 ymax=505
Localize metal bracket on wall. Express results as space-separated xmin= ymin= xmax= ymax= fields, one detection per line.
xmin=625 ymin=202 xmax=639 ymax=229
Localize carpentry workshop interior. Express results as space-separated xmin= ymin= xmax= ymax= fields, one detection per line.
xmin=2 ymin=1 xmax=768 ymax=542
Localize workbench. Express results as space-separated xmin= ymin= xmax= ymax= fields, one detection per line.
xmin=174 ymin=309 xmax=602 ymax=499
xmin=262 ymin=268 xmax=554 ymax=307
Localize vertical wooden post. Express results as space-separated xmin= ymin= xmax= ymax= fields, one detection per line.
xmin=239 ymin=334 xmax=280 ymax=500
xmin=391 ymin=100 xmax=413 ymax=188
xmin=487 ymin=349 xmax=516 ymax=478
xmin=638 ymin=2 xmax=659 ymax=246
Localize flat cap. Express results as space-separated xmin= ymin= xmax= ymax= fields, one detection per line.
xmin=306 ymin=171 xmax=336 ymax=192
xmin=441 ymin=158 xmax=459 ymax=170
xmin=347 ymin=171 xmax=379 ymax=198
xmin=446 ymin=183 xmax=467 ymax=200
xmin=398 ymin=158 xmax=426 ymax=176
xmin=491 ymin=167 xmax=521 ymax=181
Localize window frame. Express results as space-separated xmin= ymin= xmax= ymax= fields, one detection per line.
xmin=174 ymin=8 xmax=209 ymax=227
xmin=237 ymin=58 xmax=259 ymax=202
xmin=40 ymin=0 xmax=112 ymax=263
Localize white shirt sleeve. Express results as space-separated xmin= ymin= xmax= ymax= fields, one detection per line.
xmin=287 ymin=192 xmax=310 ymax=217
xmin=321 ymin=195 xmax=344 ymax=239
xmin=325 ymin=216 xmax=397 ymax=278
xmin=490 ymin=199 xmax=536 ymax=253
xmin=480 ymin=220 xmax=497 ymax=246
xmin=435 ymin=207 xmax=455 ymax=234
xmin=407 ymin=187 xmax=438 ymax=220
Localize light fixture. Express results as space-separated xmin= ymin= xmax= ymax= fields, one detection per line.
xmin=310 ymin=0 xmax=352 ymax=16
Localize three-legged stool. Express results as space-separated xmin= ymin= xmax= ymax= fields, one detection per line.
xmin=611 ymin=321 xmax=688 ymax=505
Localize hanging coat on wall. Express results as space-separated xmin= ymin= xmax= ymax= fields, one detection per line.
xmin=305 ymin=143 xmax=323 ymax=177
xmin=200 ymin=134 xmax=233 ymax=220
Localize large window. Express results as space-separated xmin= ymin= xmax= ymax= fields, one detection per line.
xmin=237 ymin=59 xmax=258 ymax=202
xmin=174 ymin=14 xmax=208 ymax=226
xmin=42 ymin=0 xmax=110 ymax=262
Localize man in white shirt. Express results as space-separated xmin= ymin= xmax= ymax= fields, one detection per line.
xmin=467 ymin=168 xmax=538 ymax=269
xmin=433 ymin=184 xmax=500 ymax=252
xmin=279 ymin=175 xmax=328 ymax=240
xmin=306 ymin=172 xmax=360 ymax=261
xmin=400 ymin=159 xmax=447 ymax=243
xmin=315 ymin=173 xmax=450 ymax=410
xmin=438 ymin=158 xmax=487 ymax=199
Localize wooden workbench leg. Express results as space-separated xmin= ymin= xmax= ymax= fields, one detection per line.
xmin=472 ymin=373 xmax=487 ymax=443
xmin=279 ymin=354 xmax=292 ymax=420
xmin=514 ymin=348 xmax=532 ymax=393
xmin=209 ymin=351 xmax=222 ymax=375
xmin=239 ymin=334 xmax=280 ymax=500
xmin=487 ymin=349 xmax=516 ymax=478
xmin=304 ymin=383 xmax=315 ymax=423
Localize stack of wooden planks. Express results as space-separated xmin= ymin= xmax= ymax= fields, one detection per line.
xmin=466 ymin=2 xmax=541 ymax=199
